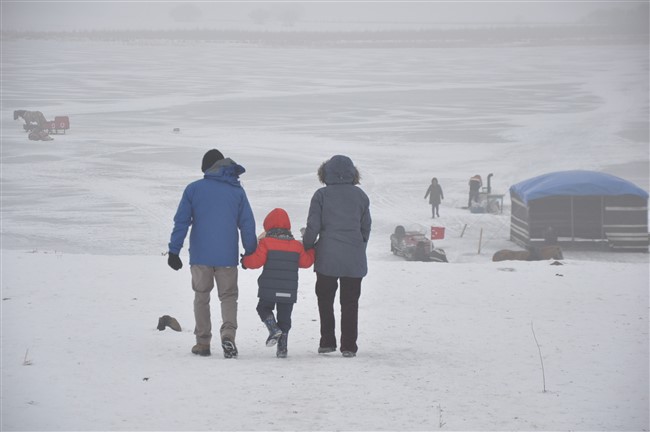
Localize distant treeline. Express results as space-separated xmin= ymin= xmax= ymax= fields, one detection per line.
xmin=2 ymin=24 xmax=647 ymax=47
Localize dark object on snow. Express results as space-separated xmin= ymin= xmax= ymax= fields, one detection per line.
xmin=492 ymin=245 xmax=563 ymax=262
xmin=510 ymin=170 xmax=649 ymax=252
xmin=167 ymin=252 xmax=182 ymax=270
xmin=157 ymin=315 xmax=182 ymax=332
xmin=28 ymin=129 xmax=53 ymax=141
xmin=173 ymin=128 xmax=180 ymax=133
xmin=390 ymin=225 xmax=448 ymax=262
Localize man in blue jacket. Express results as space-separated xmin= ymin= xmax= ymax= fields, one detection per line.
xmin=168 ymin=149 xmax=257 ymax=358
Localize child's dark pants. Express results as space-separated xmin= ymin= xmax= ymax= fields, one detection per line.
xmin=256 ymin=300 xmax=294 ymax=333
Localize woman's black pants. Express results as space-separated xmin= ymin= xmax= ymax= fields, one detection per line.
xmin=315 ymin=273 xmax=362 ymax=353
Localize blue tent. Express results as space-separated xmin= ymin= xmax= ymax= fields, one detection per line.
xmin=509 ymin=170 xmax=648 ymax=251
xmin=510 ymin=170 xmax=649 ymax=204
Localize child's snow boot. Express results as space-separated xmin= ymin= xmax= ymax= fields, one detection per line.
xmin=277 ymin=333 xmax=288 ymax=358
xmin=263 ymin=314 xmax=283 ymax=347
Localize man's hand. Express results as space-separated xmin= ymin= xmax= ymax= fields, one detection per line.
xmin=168 ymin=252 xmax=183 ymax=271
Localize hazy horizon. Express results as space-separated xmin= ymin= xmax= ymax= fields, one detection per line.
xmin=2 ymin=1 xmax=646 ymax=32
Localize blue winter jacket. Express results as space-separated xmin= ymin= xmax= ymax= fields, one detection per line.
xmin=168 ymin=158 xmax=257 ymax=267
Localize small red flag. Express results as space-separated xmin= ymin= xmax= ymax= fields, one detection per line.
xmin=431 ymin=226 xmax=445 ymax=240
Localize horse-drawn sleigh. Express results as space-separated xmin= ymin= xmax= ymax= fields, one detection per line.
xmin=13 ymin=110 xmax=70 ymax=141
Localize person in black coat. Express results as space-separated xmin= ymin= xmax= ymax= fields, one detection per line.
xmin=424 ymin=177 xmax=444 ymax=218
xmin=468 ymin=174 xmax=482 ymax=207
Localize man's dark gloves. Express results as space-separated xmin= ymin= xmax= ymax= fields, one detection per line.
xmin=240 ymin=253 xmax=247 ymax=270
xmin=168 ymin=252 xmax=183 ymax=271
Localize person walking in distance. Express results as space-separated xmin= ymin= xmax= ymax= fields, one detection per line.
xmin=167 ymin=149 xmax=257 ymax=358
xmin=424 ymin=177 xmax=444 ymax=218
xmin=468 ymin=174 xmax=482 ymax=207
xmin=303 ymin=155 xmax=371 ymax=358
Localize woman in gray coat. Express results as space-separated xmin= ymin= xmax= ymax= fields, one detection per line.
xmin=303 ymin=155 xmax=371 ymax=357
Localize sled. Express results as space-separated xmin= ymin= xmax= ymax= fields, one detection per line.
xmin=44 ymin=116 xmax=70 ymax=134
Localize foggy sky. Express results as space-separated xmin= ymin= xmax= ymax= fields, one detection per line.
xmin=1 ymin=1 xmax=640 ymax=32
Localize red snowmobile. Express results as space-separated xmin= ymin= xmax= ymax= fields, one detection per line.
xmin=390 ymin=225 xmax=448 ymax=262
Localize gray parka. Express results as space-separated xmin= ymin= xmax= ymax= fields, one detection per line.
xmin=303 ymin=155 xmax=371 ymax=278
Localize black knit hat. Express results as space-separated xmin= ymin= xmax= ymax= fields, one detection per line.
xmin=201 ymin=149 xmax=224 ymax=172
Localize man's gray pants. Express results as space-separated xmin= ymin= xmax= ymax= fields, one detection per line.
xmin=191 ymin=265 xmax=238 ymax=346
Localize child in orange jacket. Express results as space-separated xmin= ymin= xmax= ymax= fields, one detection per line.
xmin=241 ymin=208 xmax=315 ymax=358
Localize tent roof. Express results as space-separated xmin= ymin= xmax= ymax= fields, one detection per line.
xmin=510 ymin=170 xmax=649 ymax=204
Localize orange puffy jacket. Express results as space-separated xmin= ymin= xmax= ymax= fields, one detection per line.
xmin=242 ymin=208 xmax=314 ymax=303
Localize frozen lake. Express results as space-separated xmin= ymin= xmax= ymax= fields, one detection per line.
xmin=1 ymin=35 xmax=648 ymax=431
xmin=1 ymin=39 xmax=648 ymax=256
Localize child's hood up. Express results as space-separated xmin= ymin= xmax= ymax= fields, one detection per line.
xmin=263 ymin=208 xmax=291 ymax=232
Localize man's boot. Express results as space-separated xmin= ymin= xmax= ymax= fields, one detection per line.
xmin=263 ymin=314 xmax=283 ymax=347
xmin=277 ymin=333 xmax=288 ymax=358
xmin=191 ymin=343 xmax=211 ymax=356
xmin=221 ymin=338 xmax=238 ymax=359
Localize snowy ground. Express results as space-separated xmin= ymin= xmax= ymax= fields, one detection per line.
xmin=1 ymin=37 xmax=649 ymax=431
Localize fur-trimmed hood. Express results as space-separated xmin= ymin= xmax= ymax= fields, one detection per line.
xmin=317 ymin=155 xmax=360 ymax=185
